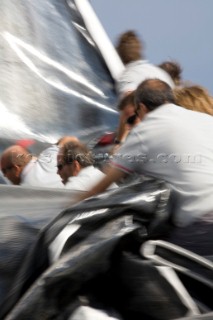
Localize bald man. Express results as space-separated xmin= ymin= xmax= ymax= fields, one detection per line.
xmin=1 ymin=136 xmax=79 ymax=188
xmin=1 ymin=145 xmax=32 ymax=185
xmin=57 ymin=136 xmax=79 ymax=147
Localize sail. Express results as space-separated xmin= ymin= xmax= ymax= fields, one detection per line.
xmin=0 ymin=0 xmax=119 ymax=144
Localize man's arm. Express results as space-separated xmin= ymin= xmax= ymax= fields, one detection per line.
xmin=75 ymin=166 xmax=126 ymax=202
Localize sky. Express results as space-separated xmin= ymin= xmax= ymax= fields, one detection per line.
xmin=90 ymin=0 xmax=213 ymax=95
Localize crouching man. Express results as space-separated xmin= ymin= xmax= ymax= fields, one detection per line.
xmin=57 ymin=141 xmax=117 ymax=191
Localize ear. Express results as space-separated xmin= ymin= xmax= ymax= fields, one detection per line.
xmin=140 ymin=102 xmax=149 ymax=112
xmin=12 ymin=164 xmax=22 ymax=185
xmin=137 ymin=103 xmax=149 ymax=119
xmin=72 ymin=160 xmax=81 ymax=176
xmin=13 ymin=164 xmax=22 ymax=177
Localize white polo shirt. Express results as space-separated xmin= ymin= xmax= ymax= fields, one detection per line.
xmin=116 ymin=60 xmax=174 ymax=98
xmin=21 ymin=145 xmax=64 ymax=188
xmin=65 ymin=165 xmax=117 ymax=191
xmin=111 ymin=103 xmax=213 ymax=226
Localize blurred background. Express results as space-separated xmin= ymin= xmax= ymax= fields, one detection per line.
xmin=91 ymin=0 xmax=213 ymax=95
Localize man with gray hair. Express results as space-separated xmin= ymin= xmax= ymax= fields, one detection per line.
xmin=57 ymin=141 xmax=117 ymax=191
xmin=78 ymin=79 xmax=213 ymax=256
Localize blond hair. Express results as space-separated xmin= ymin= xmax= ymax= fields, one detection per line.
xmin=174 ymin=85 xmax=213 ymax=116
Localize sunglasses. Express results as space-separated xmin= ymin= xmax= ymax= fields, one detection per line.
xmin=57 ymin=160 xmax=73 ymax=171
xmin=57 ymin=163 xmax=65 ymax=171
xmin=1 ymin=165 xmax=14 ymax=175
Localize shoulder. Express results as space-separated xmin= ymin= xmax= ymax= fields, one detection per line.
xmin=79 ymin=166 xmax=105 ymax=178
xmin=39 ymin=144 xmax=59 ymax=158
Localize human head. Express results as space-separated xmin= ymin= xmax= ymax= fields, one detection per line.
xmin=174 ymin=85 xmax=213 ymax=116
xmin=118 ymin=91 xmax=136 ymax=118
xmin=0 ymin=145 xmax=32 ymax=185
xmin=118 ymin=91 xmax=135 ymax=111
xmin=117 ymin=91 xmax=141 ymax=125
xmin=57 ymin=142 xmax=94 ymax=184
xmin=116 ymin=30 xmax=143 ymax=65
xmin=56 ymin=135 xmax=79 ymax=147
xmin=158 ymin=60 xmax=182 ymax=86
xmin=134 ymin=79 xmax=175 ymax=119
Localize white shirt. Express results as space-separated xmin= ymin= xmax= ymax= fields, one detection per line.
xmin=116 ymin=60 xmax=174 ymax=98
xmin=65 ymin=165 xmax=117 ymax=191
xmin=21 ymin=145 xmax=64 ymax=188
xmin=111 ymin=104 xmax=213 ymax=226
